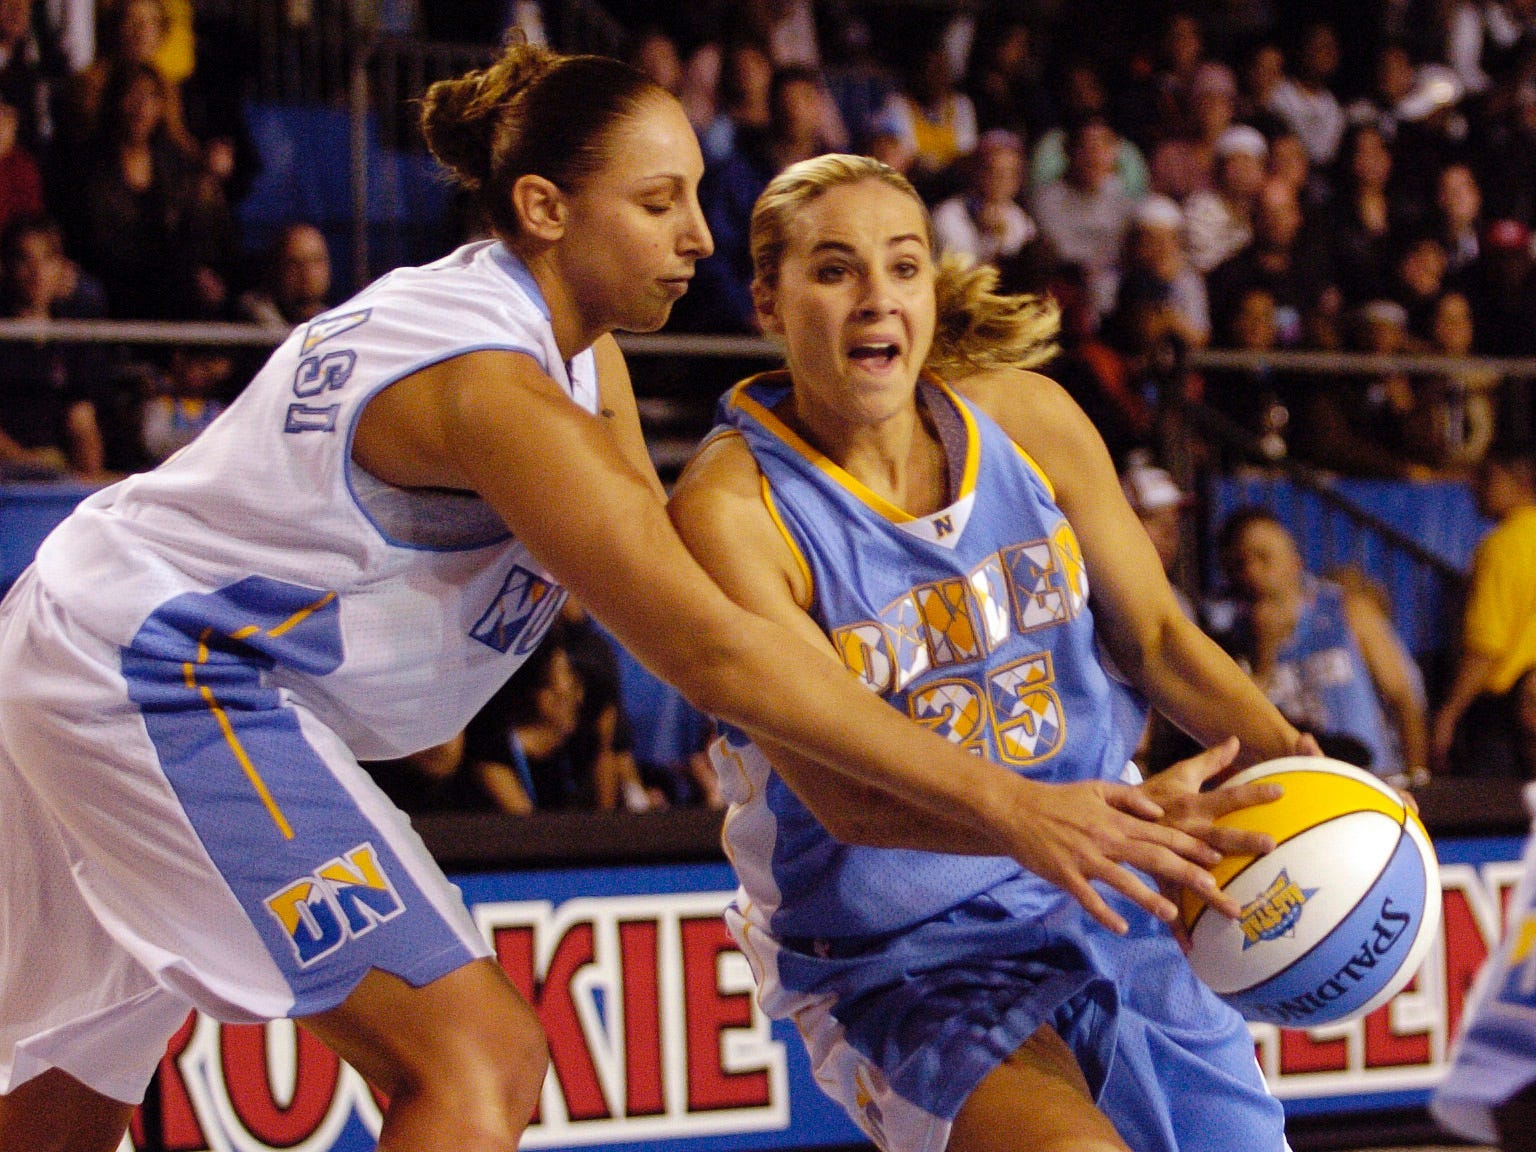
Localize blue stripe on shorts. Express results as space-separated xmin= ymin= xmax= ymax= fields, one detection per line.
xmin=120 ymin=575 xmax=477 ymax=1016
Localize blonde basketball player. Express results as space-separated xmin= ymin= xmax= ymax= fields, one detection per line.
xmin=669 ymin=154 xmax=1316 ymax=1152
xmin=0 ymin=47 xmax=1257 ymax=1152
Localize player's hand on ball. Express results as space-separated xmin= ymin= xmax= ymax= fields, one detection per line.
xmin=1141 ymin=737 xmax=1285 ymax=872
xmin=998 ymin=772 xmax=1247 ymax=936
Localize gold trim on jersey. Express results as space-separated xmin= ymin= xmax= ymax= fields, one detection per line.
xmin=725 ymin=371 xmax=983 ymax=526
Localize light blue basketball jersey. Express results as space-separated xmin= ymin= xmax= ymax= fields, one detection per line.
xmin=1229 ymin=576 xmax=1399 ymax=777
xmin=714 ymin=372 xmax=1149 ymax=941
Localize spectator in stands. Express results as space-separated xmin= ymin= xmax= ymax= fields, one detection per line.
xmin=1236 ymin=40 xmax=1289 ymax=137
xmin=65 ymin=0 xmax=193 ymax=157
xmin=1150 ymin=61 xmax=1239 ymax=202
xmin=1032 ymin=114 xmax=1137 ymax=321
xmin=0 ymin=96 xmax=41 ymax=237
xmin=1511 ymin=666 xmax=1536 ymax=779
xmin=871 ymin=40 xmax=976 ymax=197
xmin=1329 ymin=122 xmax=1408 ymax=304
xmin=1435 ymin=161 xmax=1485 ymax=285
xmin=130 ymin=346 xmax=232 ymax=468
xmin=1216 ymin=507 xmax=1429 ymax=783
xmin=462 ymin=627 xmax=587 ymax=815
xmin=236 ymin=221 xmax=333 ymax=330
xmin=1045 ymin=262 xmax=1154 ymax=463
xmin=1117 ymin=10 xmax=1209 ymax=154
xmin=1411 ymin=289 xmax=1496 ymax=475
xmin=1267 ymin=21 xmax=1346 ymax=166
xmin=1109 ymin=194 xmax=1209 ymax=352
xmin=74 ymin=61 xmax=229 ymax=319
xmin=685 ymin=64 xmax=834 ymax=333
xmin=1208 ymin=175 xmax=1335 ymax=349
xmin=1345 ymin=41 xmax=1421 ymax=143
xmin=1267 ymin=124 xmax=1333 ymax=221
xmin=1432 ymin=445 xmax=1536 ymax=777
xmin=1201 ymin=285 xmax=1294 ymax=463
xmin=0 ymin=0 xmax=68 ymax=160
xmin=931 ymin=129 xmax=1042 ymax=271
xmin=1029 ymin=59 xmax=1150 ymax=200
xmin=964 ymin=16 xmax=1052 ymax=138
xmin=698 ymin=41 xmax=773 ymax=165
xmin=1390 ymin=231 xmax=1453 ymax=333
xmin=1289 ymin=298 xmax=1444 ymax=480
xmin=1183 ymin=123 xmax=1267 ymax=274
xmin=1465 ymin=216 xmax=1536 ymax=354
xmin=0 ymin=212 xmax=107 ymax=481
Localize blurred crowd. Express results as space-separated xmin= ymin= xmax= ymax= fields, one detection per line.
xmin=9 ymin=0 xmax=1536 ymax=799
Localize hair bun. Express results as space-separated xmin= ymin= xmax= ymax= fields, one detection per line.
xmin=420 ymin=43 xmax=560 ymax=190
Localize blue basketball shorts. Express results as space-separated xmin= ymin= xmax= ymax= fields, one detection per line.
xmin=0 ymin=570 xmax=489 ymax=1103
xmin=729 ymin=873 xmax=1289 ymax=1152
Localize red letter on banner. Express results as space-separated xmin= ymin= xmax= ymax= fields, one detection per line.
xmin=131 ymin=1013 xmax=204 ymax=1151
xmin=680 ymin=915 xmax=769 ymax=1111
xmin=220 ymin=1022 xmax=341 ymax=1144
xmin=1441 ymin=887 xmax=1492 ymax=1041
xmin=494 ymin=921 xmax=611 ymax=1122
xmin=620 ymin=919 xmax=665 ymax=1117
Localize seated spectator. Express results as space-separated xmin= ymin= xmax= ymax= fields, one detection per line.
xmin=236 ymin=222 xmax=334 ymax=330
xmin=64 ymin=0 xmax=194 ymax=157
xmin=1512 ymin=666 xmax=1536 ymax=780
xmin=1149 ymin=61 xmax=1239 ymax=202
xmin=681 ymin=64 xmax=836 ymax=333
xmin=1409 ymin=289 xmax=1495 ymax=475
xmin=1044 ymin=262 xmax=1153 ymax=462
xmin=1108 ymin=194 xmax=1209 ymax=351
xmin=1029 ymin=59 xmax=1150 ymax=200
xmin=1434 ymin=161 xmax=1484 ymax=286
xmin=697 ymin=41 xmax=773 ymax=165
xmin=0 ymin=96 xmax=41 ymax=238
xmin=73 ymin=61 xmax=231 ymax=319
xmin=964 ymin=16 xmax=1053 ymax=137
xmin=1183 ymin=123 xmax=1267 ymax=274
xmin=1266 ymin=126 xmax=1331 ymax=217
xmin=1344 ymin=41 xmax=1421 ymax=143
xmin=0 ymin=0 xmax=70 ymax=162
xmin=871 ymin=40 xmax=976 ymax=198
xmin=1031 ymin=113 xmax=1137 ymax=321
xmin=0 ymin=213 xmax=107 ymax=480
xmin=1208 ymin=175 xmax=1337 ymax=349
xmin=461 ymin=629 xmax=587 ymax=815
xmin=1390 ymin=231 xmax=1452 ymax=333
xmin=1214 ymin=507 xmax=1429 ymax=784
xmin=131 ymin=346 xmax=232 ymax=467
xmin=1266 ymin=21 xmax=1346 ymax=167
xmin=1200 ymin=286 xmax=1296 ymax=463
xmin=931 ymin=129 xmax=1041 ymax=270
xmin=1329 ymin=122 xmax=1410 ymax=304
xmin=363 ymin=732 xmax=483 ymax=815
xmin=1289 ymin=299 xmax=1444 ymax=480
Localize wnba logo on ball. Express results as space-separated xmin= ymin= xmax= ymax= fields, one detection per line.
xmin=1239 ymin=870 xmax=1317 ymax=949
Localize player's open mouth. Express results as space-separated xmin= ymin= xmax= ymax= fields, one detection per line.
xmin=847 ymin=342 xmax=899 ymax=366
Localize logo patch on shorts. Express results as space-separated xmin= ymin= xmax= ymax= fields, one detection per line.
xmin=264 ymin=842 xmax=405 ymax=966
xmin=1240 ymin=869 xmax=1317 ymax=949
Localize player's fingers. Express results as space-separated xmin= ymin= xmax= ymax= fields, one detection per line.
xmin=1103 ymin=783 xmax=1164 ymax=821
xmin=1123 ymin=812 xmax=1222 ymax=867
xmin=1060 ymin=871 xmax=1130 ymax=936
xmin=1172 ymin=736 xmax=1242 ymax=787
xmin=1297 ymin=732 xmax=1324 ymax=756
xmin=1083 ymin=854 xmax=1180 ymax=925
xmin=1115 ymin=836 xmax=1238 ymax=918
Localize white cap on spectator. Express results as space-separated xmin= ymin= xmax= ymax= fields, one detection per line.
xmin=1215 ymin=124 xmax=1268 ymax=160
xmin=1134 ymin=195 xmax=1183 ymax=231
xmin=1398 ymin=64 xmax=1462 ymax=122
xmin=1360 ymin=299 xmax=1408 ymax=328
xmin=1121 ymin=457 xmax=1189 ymax=514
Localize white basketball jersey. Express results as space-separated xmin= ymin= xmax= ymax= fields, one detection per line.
xmin=32 ymin=240 xmax=596 ymax=759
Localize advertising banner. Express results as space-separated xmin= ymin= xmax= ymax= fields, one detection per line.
xmin=124 ymin=838 xmax=1527 ymax=1151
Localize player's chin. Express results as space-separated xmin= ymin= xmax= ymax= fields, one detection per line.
xmin=620 ymin=303 xmax=675 ymax=334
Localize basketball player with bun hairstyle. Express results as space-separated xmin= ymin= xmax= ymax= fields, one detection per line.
xmin=0 ymin=46 xmax=1285 ymax=1152
xmin=669 ymin=153 xmax=1319 ymax=1152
